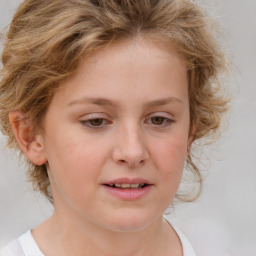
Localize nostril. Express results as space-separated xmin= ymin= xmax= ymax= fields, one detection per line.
xmin=116 ymin=158 xmax=145 ymax=168
xmin=112 ymin=144 xmax=149 ymax=167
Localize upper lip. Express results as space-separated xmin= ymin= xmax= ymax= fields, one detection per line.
xmin=103 ymin=177 xmax=152 ymax=185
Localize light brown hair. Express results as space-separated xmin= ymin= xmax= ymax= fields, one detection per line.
xmin=0 ymin=0 xmax=228 ymax=202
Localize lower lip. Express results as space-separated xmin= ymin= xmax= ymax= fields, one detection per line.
xmin=102 ymin=185 xmax=152 ymax=200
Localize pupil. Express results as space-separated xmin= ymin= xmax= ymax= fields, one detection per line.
xmin=152 ymin=117 xmax=163 ymax=125
xmin=90 ymin=119 xmax=103 ymax=126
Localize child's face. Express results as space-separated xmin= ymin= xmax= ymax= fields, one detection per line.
xmin=40 ymin=37 xmax=191 ymax=231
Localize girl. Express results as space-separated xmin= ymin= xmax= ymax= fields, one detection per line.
xmin=0 ymin=0 xmax=228 ymax=255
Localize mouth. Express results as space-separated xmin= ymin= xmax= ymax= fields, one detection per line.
xmin=102 ymin=178 xmax=153 ymax=200
xmin=104 ymin=183 xmax=148 ymax=189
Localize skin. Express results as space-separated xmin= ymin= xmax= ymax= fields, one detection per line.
xmin=10 ymin=36 xmax=193 ymax=256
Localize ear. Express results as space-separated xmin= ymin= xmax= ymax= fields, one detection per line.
xmin=187 ymin=123 xmax=196 ymax=156
xmin=9 ymin=111 xmax=47 ymax=165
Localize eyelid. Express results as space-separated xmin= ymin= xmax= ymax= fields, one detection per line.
xmin=78 ymin=112 xmax=174 ymax=129
xmin=145 ymin=112 xmax=175 ymax=127
xmin=79 ymin=112 xmax=108 ymax=119
xmin=79 ymin=113 xmax=112 ymax=129
xmin=147 ymin=112 xmax=174 ymax=120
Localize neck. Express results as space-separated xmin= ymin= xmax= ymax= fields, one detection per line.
xmin=32 ymin=211 xmax=180 ymax=256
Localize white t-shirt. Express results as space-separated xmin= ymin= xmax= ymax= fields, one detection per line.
xmin=1 ymin=220 xmax=196 ymax=256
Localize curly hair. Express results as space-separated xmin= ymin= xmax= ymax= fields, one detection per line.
xmin=0 ymin=0 xmax=228 ymax=202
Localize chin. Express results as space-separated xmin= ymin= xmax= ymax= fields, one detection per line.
xmin=102 ymin=210 xmax=160 ymax=233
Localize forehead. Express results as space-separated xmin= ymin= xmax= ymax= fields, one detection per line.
xmin=79 ymin=36 xmax=186 ymax=75
xmin=51 ymin=36 xmax=188 ymax=109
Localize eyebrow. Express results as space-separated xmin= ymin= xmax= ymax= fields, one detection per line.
xmin=68 ymin=96 xmax=183 ymax=107
xmin=145 ymin=97 xmax=183 ymax=108
xmin=68 ymin=97 xmax=118 ymax=107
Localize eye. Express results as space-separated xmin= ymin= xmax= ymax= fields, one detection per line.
xmin=80 ymin=118 xmax=109 ymax=128
xmin=88 ymin=118 xmax=104 ymax=126
xmin=146 ymin=115 xmax=174 ymax=127
xmin=151 ymin=116 xmax=166 ymax=125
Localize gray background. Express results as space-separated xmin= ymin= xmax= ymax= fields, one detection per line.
xmin=0 ymin=0 xmax=255 ymax=255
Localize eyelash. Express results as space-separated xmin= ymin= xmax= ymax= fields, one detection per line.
xmin=80 ymin=116 xmax=174 ymax=129
xmin=146 ymin=116 xmax=174 ymax=127
xmin=80 ymin=118 xmax=110 ymax=129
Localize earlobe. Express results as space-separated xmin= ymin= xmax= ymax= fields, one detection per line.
xmin=9 ymin=111 xmax=47 ymax=165
xmin=187 ymin=124 xmax=196 ymax=156
xmin=186 ymin=138 xmax=193 ymax=156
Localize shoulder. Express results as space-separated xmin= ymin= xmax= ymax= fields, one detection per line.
xmin=164 ymin=216 xmax=197 ymax=256
xmin=0 ymin=239 xmax=24 ymax=256
xmin=0 ymin=230 xmax=43 ymax=256
xmin=171 ymin=223 xmax=197 ymax=256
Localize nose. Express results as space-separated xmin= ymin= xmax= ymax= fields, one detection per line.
xmin=112 ymin=124 xmax=149 ymax=168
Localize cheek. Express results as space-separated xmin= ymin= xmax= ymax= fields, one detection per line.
xmin=150 ymin=137 xmax=187 ymax=207
xmin=151 ymin=137 xmax=187 ymax=176
xmin=47 ymin=130 xmax=106 ymax=170
xmin=45 ymin=135 xmax=108 ymax=196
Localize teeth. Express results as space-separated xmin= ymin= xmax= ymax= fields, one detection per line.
xmin=131 ymin=184 xmax=140 ymax=188
xmin=108 ymin=183 xmax=145 ymax=189
xmin=121 ymin=184 xmax=131 ymax=188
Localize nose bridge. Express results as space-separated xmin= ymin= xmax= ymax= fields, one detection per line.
xmin=112 ymin=120 xmax=149 ymax=167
